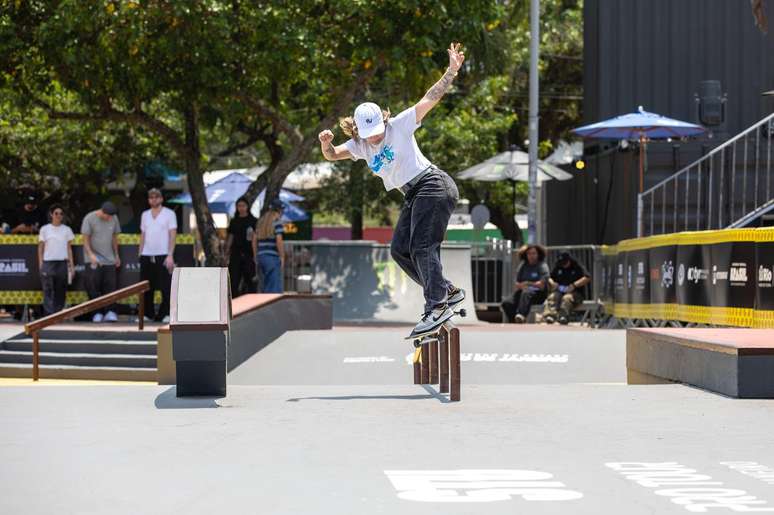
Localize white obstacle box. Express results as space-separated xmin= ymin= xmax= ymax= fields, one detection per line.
xmin=169 ymin=267 xmax=231 ymax=397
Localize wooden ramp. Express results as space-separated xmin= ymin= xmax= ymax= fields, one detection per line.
xmin=627 ymin=328 xmax=774 ymax=398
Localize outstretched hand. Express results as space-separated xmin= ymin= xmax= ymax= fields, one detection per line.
xmin=447 ymin=42 xmax=465 ymax=73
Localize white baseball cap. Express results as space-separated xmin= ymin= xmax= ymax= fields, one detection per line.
xmin=354 ymin=102 xmax=385 ymax=139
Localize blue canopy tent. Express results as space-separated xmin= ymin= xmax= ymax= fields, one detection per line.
xmin=572 ymin=106 xmax=706 ymax=192
xmin=169 ymin=172 xmax=308 ymax=222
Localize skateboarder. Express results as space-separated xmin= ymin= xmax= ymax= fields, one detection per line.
xmin=319 ymin=42 xmax=466 ymax=338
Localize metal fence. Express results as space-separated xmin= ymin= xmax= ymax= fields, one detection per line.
xmin=280 ymin=240 xmax=603 ymax=308
xmin=638 ymin=112 xmax=774 ymax=236
xmin=468 ymin=239 xmax=513 ymax=307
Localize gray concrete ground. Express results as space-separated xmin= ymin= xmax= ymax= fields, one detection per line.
xmin=3 ymin=326 xmax=774 ymax=515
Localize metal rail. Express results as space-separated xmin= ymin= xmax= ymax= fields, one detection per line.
xmin=638 ymin=112 xmax=774 ymax=236
xmin=23 ymin=281 xmax=150 ymax=381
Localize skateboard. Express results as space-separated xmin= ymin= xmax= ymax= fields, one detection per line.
xmin=406 ymin=308 xmax=466 ymax=349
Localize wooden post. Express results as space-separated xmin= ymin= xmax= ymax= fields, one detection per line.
xmin=138 ymin=295 xmax=145 ymax=331
xmin=449 ymin=326 xmax=461 ymax=401
xmin=429 ymin=340 xmax=439 ymax=384
xmin=439 ymin=329 xmax=449 ymax=394
xmin=420 ymin=344 xmax=430 ymax=384
xmin=32 ymin=331 xmax=39 ymax=382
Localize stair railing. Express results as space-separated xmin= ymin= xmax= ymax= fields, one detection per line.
xmin=23 ymin=281 xmax=150 ymax=381
xmin=638 ymin=112 xmax=774 ymax=236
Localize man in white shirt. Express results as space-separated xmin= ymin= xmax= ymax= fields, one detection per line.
xmin=139 ymin=188 xmax=177 ymax=323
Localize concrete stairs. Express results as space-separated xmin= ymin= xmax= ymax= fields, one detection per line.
xmin=0 ymin=328 xmax=157 ymax=381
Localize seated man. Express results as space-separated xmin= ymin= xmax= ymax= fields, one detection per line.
xmin=544 ymin=252 xmax=591 ymax=325
xmin=501 ymin=244 xmax=549 ymax=323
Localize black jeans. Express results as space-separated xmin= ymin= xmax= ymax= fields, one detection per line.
xmin=501 ymin=289 xmax=547 ymax=321
xmin=140 ymin=255 xmax=171 ymax=320
xmin=85 ymin=264 xmax=118 ymax=314
xmin=40 ymin=261 xmax=68 ymax=315
xmin=390 ymin=167 xmax=459 ymax=312
xmin=229 ymin=250 xmax=256 ymax=297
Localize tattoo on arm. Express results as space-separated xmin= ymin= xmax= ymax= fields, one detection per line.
xmin=322 ymin=142 xmax=336 ymax=158
xmin=425 ymin=68 xmax=456 ymax=101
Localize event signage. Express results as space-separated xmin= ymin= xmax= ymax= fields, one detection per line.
xmin=648 ymin=245 xmax=677 ymax=306
xmin=676 ymin=244 xmax=709 ymax=307
xmin=605 ymin=228 xmax=765 ymax=326
xmin=756 ymin=240 xmax=774 ymax=312
xmin=0 ymin=237 xmax=194 ymax=302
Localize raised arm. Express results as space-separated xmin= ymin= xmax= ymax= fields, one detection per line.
xmin=318 ymin=130 xmax=352 ymax=161
xmin=414 ymin=42 xmax=465 ymax=124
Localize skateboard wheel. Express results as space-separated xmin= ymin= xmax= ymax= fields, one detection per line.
xmin=413 ymin=340 xmax=421 ymax=348
xmin=459 ymin=308 xmax=467 ymax=317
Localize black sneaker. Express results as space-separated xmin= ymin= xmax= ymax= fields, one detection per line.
xmin=447 ymin=286 xmax=465 ymax=308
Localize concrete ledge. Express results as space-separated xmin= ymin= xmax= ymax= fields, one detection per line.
xmin=627 ymin=328 xmax=774 ymax=398
xmin=157 ymin=293 xmax=332 ymax=384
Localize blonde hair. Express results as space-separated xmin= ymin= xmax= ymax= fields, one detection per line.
xmin=340 ymin=108 xmax=391 ymax=141
xmin=256 ymin=210 xmax=281 ymax=240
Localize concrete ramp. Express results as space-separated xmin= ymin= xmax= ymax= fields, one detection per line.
xmin=308 ymin=242 xmax=479 ymax=323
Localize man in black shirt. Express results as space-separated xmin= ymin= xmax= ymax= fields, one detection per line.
xmin=225 ymin=197 xmax=258 ymax=296
xmin=501 ymin=244 xmax=550 ymax=323
xmin=12 ymin=193 xmax=46 ymax=234
xmin=544 ymin=252 xmax=591 ymax=325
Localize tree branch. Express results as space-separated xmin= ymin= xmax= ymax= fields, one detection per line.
xmin=26 ymin=89 xmax=188 ymax=157
xmin=239 ymin=95 xmax=303 ymax=146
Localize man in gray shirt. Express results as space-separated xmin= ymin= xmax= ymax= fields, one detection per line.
xmin=81 ymin=201 xmax=121 ymax=322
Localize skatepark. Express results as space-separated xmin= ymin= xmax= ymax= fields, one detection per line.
xmin=4 ymin=1 xmax=774 ymax=513
xmin=3 ymin=327 xmax=774 ymax=514
xmin=3 ymin=264 xmax=774 ymax=514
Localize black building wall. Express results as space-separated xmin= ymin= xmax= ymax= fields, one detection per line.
xmin=546 ymin=0 xmax=774 ymax=245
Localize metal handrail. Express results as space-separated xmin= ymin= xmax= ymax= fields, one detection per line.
xmin=643 ymin=112 xmax=774 ymax=196
xmin=23 ymin=280 xmax=150 ymax=381
xmin=638 ymin=112 xmax=774 ymax=236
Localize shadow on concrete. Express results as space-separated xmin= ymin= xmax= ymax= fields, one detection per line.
xmin=286 ymin=387 xmax=450 ymax=404
xmin=154 ymin=386 xmax=223 ymax=409
xmin=286 ymin=394 xmax=432 ymax=402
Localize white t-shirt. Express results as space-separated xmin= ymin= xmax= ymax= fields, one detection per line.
xmin=140 ymin=207 xmax=178 ymax=256
xmin=344 ymin=106 xmax=432 ymax=191
xmin=39 ymin=224 xmax=74 ymax=261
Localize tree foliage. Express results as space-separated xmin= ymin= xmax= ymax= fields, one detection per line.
xmin=2 ymin=0 xmax=503 ymax=262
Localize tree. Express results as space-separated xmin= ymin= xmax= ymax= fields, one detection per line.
xmin=0 ymin=86 xmax=169 ymax=223
xmin=2 ymin=1 xmax=503 ymax=264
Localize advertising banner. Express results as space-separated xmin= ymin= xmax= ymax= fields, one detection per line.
xmin=647 ymin=245 xmax=677 ymax=319
xmin=0 ymin=235 xmax=194 ymax=304
xmin=755 ymin=239 xmax=774 ymax=327
xmin=676 ymin=243 xmax=709 ymax=308
xmin=628 ymin=248 xmax=650 ymax=306
xmin=613 ymin=251 xmax=627 ymax=307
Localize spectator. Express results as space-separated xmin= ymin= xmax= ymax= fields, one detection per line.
xmin=544 ymin=251 xmax=591 ymax=325
xmin=252 ymin=199 xmax=284 ymax=293
xmin=501 ymin=244 xmax=549 ymax=323
xmin=139 ymin=188 xmax=177 ymax=323
xmin=38 ymin=205 xmax=75 ymax=315
xmin=81 ymin=201 xmax=121 ymax=322
xmin=225 ymin=196 xmax=258 ymax=297
xmin=12 ymin=193 xmax=46 ymax=234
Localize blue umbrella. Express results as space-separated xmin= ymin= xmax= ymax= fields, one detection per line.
xmin=170 ymin=172 xmax=306 ymax=219
xmin=252 ymin=190 xmax=309 ymax=222
xmin=572 ymin=106 xmax=706 ymax=192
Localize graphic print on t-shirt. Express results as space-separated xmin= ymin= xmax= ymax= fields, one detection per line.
xmin=369 ymin=145 xmax=395 ymax=173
